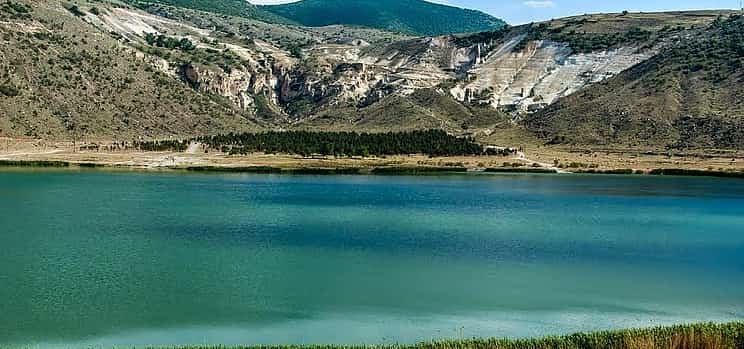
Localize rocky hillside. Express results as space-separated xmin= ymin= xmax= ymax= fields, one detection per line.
xmin=0 ymin=0 xmax=741 ymax=150
xmin=525 ymin=14 xmax=744 ymax=149
xmin=0 ymin=0 xmax=257 ymax=139
xmin=261 ymin=0 xmax=506 ymax=36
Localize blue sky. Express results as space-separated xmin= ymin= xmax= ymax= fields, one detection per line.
xmin=249 ymin=0 xmax=741 ymax=24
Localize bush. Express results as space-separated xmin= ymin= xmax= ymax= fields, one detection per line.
xmin=0 ymin=84 xmax=19 ymax=97
xmin=66 ymin=4 xmax=85 ymax=17
xmin=144 ymin=32 xmax=196 ymax=51
xmin=1 ymin=1 xmax=32 ymax=17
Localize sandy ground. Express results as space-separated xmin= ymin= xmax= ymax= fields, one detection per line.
xmin=1 ymin=138 xmax=743 ymax=173
xmin=523 ymin=146 xmax=744 ymax=173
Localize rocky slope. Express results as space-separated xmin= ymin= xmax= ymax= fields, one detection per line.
xmin=0 ymin=0 xmax=740 ymax=150
xmin=0 ymin=0 xmax=257 ymax=139
xmin=524 ymin=14 xmax=744 ymax=149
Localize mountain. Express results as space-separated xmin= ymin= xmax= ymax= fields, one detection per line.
xmin=261 ymin=0 xmax=506 ymax=36
xmin=122 ymin=0 xmax=294 ymax=24
xmin=524 ymin=14 xmax=744 ymax=149
xmin=2 ymin=0 xmax=742 ymax=151
xmin=0 ymin=0 xmax=257 ymax=139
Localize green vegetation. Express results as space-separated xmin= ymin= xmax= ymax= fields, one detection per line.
xmin=184 ymin=166 xmax=284 ymax=173
xmin=77 ymin=162 xmax=106 ymax=168
xmin=0 ymin=160 xmax=70 ymax=167
xmin=371 ymin=166 xmax=468 ymax=175
xmin=0 ymin=84 xmax=19 ymax=97
xmin=453 ymin=28 xmax=509 ymax=48
xmin=185 ymin=166 xmax=470 ymax=175
xmin=285 ymin=168 xmax=363 ymax=175
xmin=650 ymin=168 xmax=744 ymax=178
xmin=576 ymin=169 xmax=639 ymax=175
xmin=524 ymin=14 xmax=744 ymax=149
xmin=136 ymin=130 xmax=513 ymax=157
xmin=262 ymin=0 xmax=506 ymax=36
xmin=415 ymin=322 xmax=744 ymax=349
xmin=0 ymin=0 xmax=254 ymax=139
xmin=485 ymin=167 xmax=558 ymax=174
xmin=516 ymin=22 xmax=652 ymax=53
xmin=135 ymin=140 xmax=189 ymax=152
xmin=665 ymin=15 xmax=744 ymax=80
xmin=192 ymin=130 xmax=504 ymax=157
xmin=0 ymin=0 xmax=32 ymax=19
xmin=7 ymin=322 xmax=729 ymax=349
xmin=121 ymin=0 xmax=293 ymax=24
xmin=65 ymin=4 xmax=85 ymax=17
xmin=144 ymin=33 xmax=196 ymax=51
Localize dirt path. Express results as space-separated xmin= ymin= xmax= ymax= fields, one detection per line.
xmin=514 ymin=151 xmax=571 ymax=173
xmin=0 ymin=149 xmax=64 ymax=159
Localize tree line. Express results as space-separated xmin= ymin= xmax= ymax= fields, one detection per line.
xmin=134 ymin=140 xmax=189 ymax=152
xmin=135 ymin=130 xmax=514 ymax=157
xmin=143 ymin=32 xmax=197 ymax=51
xmin=197 ymin=130 xmax=509 ymax=157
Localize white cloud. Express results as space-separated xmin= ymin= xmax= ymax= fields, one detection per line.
xmin=523 ymin=1 xmax=556 ymax=9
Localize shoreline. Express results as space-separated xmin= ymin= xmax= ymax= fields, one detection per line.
xmin=2 ymin=322 xmax=742 ymax=349
xmin=2 ymin=159 xmax=744 ymax=179
xmin=2 ymin=138 xmax=743 ymax=179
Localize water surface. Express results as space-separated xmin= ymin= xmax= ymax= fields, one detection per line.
xmin=1 ymin=171 xmax=742 ymax=347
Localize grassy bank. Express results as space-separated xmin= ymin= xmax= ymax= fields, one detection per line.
xmin=414 ymin=322 xmax=744 ymax=349
xmin=2 ymin=159 xmax=744 ymax=179
xmin=0 ymin=160 xmax=70 ymax=167
xmin=101 ymin=322 xmax=742 ymax=349
xmin=370 ymin=167 xmax=468 ymax=175
xmin=649 ymin=168 xmax=744 ymax=178
xmin=183 ymin=166 xmax=469 ymax=175
xmin=184 ymin=166 xmax=364 ymax=175
xmin=485 ymin=167 xmax=558 ymax=174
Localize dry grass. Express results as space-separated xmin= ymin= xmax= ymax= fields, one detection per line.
xmin=2 ymin=138 xmax=744 ymax=174
xmin=525 ymin=146 xmax=744 ymax=173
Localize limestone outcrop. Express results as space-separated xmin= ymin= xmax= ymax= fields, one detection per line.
xmin=94 ymin=5 xmax=660 ymax=120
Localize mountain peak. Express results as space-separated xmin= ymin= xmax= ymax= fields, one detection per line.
xmin=261 ymin=0 xmax=506 ymax=36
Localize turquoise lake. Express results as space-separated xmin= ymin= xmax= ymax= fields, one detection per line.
xmin=0 ymin=170 xmax=743 ymax=347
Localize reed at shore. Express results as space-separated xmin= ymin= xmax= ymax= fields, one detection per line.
xmin=59 ymin=322 xmax=740 ymax=349
xmin=415 ymin=322 xmax=744 ymax=349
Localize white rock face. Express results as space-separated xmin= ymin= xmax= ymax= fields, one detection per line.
xmin=457 ymin=39 xmax=655 ymax=111
xmin=91 ymin=5 xmax=658 ymax=117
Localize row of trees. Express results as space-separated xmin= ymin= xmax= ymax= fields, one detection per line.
xmin=133 ymin=130 xmax=516 ymax=157
xmin=134 ymin=140 xmax=189 ymax=152
xmin=713 ymin=15 xmax=744 ymax=56
xmin=144 ymin=32 xmax=196 ymax=51
xmin=195 ymin=130 xmax=501 ymax=157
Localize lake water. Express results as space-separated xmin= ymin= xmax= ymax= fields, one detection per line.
xmin=1 ymin=170 xmax=743 ymax=347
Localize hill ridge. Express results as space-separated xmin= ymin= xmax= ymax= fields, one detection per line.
xmin=261 ymin=0 xmax=507 ymax=36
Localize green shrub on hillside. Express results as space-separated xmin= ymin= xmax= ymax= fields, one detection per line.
xmin=121 ymin=0 xmax=292 ymax=24
xmin=65 ymin=4 xmax=85 ymax=17
xmin=453 ymin=28 xmax=509 ymax=48
xmin=0 ymin=84 xmax=19 ymax=97
xmin=262 ymin=0 xmax=506 ymax=36
xmin=144 ymin=33 xmax=196 ymax=51
xmin=1 ymin=0 xmax=32 ymax=19
xmin=516 ymin=22 xmax=652 ymax=53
